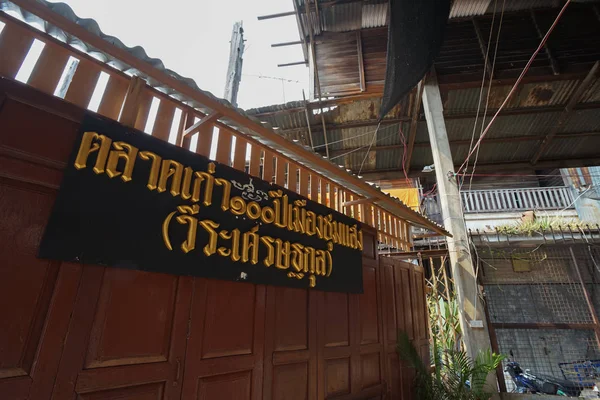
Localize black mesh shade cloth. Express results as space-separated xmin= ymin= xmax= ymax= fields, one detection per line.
xmin=379 ymin=0 xmax=451 ymax=119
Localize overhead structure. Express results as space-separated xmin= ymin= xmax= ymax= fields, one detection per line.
xmin=249 ymin=0 xmax=600 ymax=180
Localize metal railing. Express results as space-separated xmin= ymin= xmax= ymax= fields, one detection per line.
xmin=461 ymin=187 xmax=574 ymax=213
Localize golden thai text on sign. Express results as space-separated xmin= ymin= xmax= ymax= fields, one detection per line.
xmin=73 ymin=131 xmax=363 ymax=289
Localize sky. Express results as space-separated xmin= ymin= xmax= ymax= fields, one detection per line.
xmin=60 ymin=0 xmax=309 ymax=110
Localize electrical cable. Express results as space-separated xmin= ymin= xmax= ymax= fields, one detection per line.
xmin=328 ymin=129 xmax=397 ymax=161
xmin=358 ymin=122 xmax=381 ymax=176
xmin=468 ymin=0 xmax=506 ymax=191
xmin=310 ymin=122 xmax=401 ymax=149
xmin=462 ymin=0 xmax=499 ymax=189
xmin=456 ymin=0 xmax=573 ymax=177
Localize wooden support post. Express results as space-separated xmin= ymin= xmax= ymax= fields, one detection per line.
xmin=182 ymin=112 xmax=221 ymax=140
xmin=422 ymin=68 xmax=496 ymax=377
xmin=302 ymin=90 xmax=315 ymax=149
xmin=119 ymin=76 xmax=146 ymax=127
xmin=304 ymin=0 xmax=330 ymax=160
xmin=405 ymin=82 xmax=424 ymax=173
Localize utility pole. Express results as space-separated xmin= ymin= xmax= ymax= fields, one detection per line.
xmin=422 ymin=68 xmax=497 ymax=386
xmin=224 ymin=21 xmax=245 ymax=106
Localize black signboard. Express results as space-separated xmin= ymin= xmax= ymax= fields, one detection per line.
xmin=39 ymin=113 xmax=364 ymax=293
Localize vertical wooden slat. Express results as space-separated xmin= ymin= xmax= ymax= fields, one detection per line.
xmin=351 ymin=196 xmax=358 ymax=219
xmin=331 ymin=186 xmax=339 ymax=211
xmin=263 ymin=151 xmax=274 ymax=183
xmin=64 ymin=58 xmax=102 ymax=108
xmin=28 ymin=42 xmax=70 ymax=94
xmin=118 ymin=76 xmax=146 ymax=127
xmin=0 ymin=22 xmax=34 ymax=78
xmin=392 ymin=217 xmax=398 ymax=249
xmin=299 ymin=168 xmax=309 ymax=197
xmin=340 ymin=190 xmax=346 ymax=215
xmin=133 ymin=90 xmax=153 ymax=132
xmin=233 ymin=135 xmax=247 ymax=171
xmin=196 ymin=124 xmax=214 ymax=157
xmin=275 ymin=157 xmax=286 ymax=187
xmin=319 ymin=180 xmax=327 ymax=205
xmin=151 ymin=99 xmax=177 ymax=142
xmin=215 ymin=128 xmax=232 ymax=164
xmin=97 ymin=74 xmax=129 ymax=120
xmin=310 ymin=175 xmax=319 ymax=202
xmin=288 ymin=163 xmax=298 ymax=193
xmin=179 ymin=112 xmax=194 ymax=149
xmin=249 ymin=145 xmax=262 ymax=178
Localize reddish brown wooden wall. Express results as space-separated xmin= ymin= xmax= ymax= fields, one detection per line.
xmin=0 ymin=78 xmax=428 ymax=400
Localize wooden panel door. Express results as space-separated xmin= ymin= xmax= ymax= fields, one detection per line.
xmin=263 ymin=286 xmax=317 ymax=400
xmin=181 ymin=279 xmax=266 ymax=400
xmin=51 ymin=267 xmax=193 ymax=400
xmin=316 ymin=227 xmax=386 ymax=400
xmin=379 ymin=256 xmax=429 ymax=400
xmin=0 ymin=79 xmax=85 ymax=400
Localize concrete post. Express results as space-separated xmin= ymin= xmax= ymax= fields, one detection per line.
xmin=224 ymin=21 xmax=244 ymax=107
xmin=421 ymin=69 xmax=496 ymax=371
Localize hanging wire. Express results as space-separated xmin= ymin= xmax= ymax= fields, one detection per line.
xmin=456 ymin=0 xmax=573 ymax=177
xmin=358 ymin=122 xmax=382 ymax=175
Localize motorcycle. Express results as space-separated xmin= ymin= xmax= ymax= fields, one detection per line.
xmin=504 ymin=360 xmax=582 ymax=397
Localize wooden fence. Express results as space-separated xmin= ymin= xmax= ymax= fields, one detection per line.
xmin=0 ymin=2 xmax=448 ymax=249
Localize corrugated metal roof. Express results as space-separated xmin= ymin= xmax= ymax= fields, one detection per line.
xmin=450 ymin=0 xmax=492 ymax=18
xmin=444 ymin=80 xmax=582 ymax=115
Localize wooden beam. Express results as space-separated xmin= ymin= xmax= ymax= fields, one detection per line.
xmin=302 ymin=90 xmax=314 ymax=149
xmin=271 ymin=40 xmax=303 ymax=48
xmin=8 ymin=0 xmax=448 ymax=235
xmin=277 ymin=61 xmax=307 ymax=67
xmin=384 ymin=249 xmax=449 ymax=258
xmin=322 ymin=131 xmax=600 ymax=157
xmin=281 ymin=116 xmax=411 ymax=135
xmin=530 ymin=10 xmax=560 ymax=76
xmin=472 ymin=18 xmax=493 ymax=80
xmin=182 ymin=111 xmax=221 ymax=138
xmin=304 ymin=0 xmax=330 ymax=160
xmin=404 ymin=82 xmax=424 ymax=173
xmin=118 ymin=76 xmax=146 ymax=127
xmin=359 ymin=156 xmax=600 ymax=180
xmin=343 ymin=197 xmax=376 ymax=207
xmin=257 ymin=11 xmax=296 ymax=20
xmin=357 ymin=31 xmax=365 ymax=92
xmin=531 ymin=61 xmax=600 ymax=164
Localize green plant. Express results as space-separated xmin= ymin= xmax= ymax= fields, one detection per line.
xmin=496 ymin=216 xmax=584 ymax=236
xmin=397 ymin=331 xmax=504 ymax=400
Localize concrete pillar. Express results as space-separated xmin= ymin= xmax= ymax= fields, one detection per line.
xmin=421 ymin=69 xmax=496 ymax=368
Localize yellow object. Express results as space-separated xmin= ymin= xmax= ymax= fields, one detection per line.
xmin=382 ymin=188 xmax=420 ymax=211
